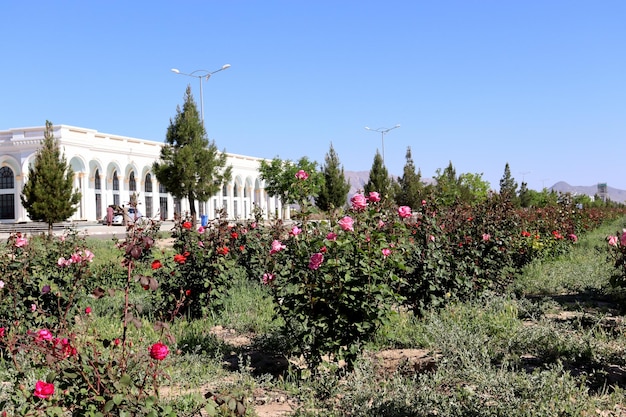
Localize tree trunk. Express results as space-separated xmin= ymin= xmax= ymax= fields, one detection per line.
xmin=188 ymin=192 xmax=197 ymax=227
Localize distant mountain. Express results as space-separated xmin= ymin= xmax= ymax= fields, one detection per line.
xmin=550 ymin=182 xmax=626 ymax=203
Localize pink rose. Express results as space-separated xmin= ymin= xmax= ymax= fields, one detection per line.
xmin=149 ymin=342 xmax=169 ymax=361
xmin=15 ymin=236 xmax=28 ymax=248
xmin=568 ymin=234 xmax=578 ymax=243
xmin=398 ymin=206 xmax=412 ymax=219
xmin=85 ymin=306 xmax=92 ymax=315
xmin=0 ymin=327 xmax=5 ymax=338
xmin=37 ymin=329 xmax=53 ymax=341
xmin=34 ymin=380 xmax=54 ymax=399
xmin=295 ymin=170 xmax=309 ymax=180
xmin=261 ymin=273 xmax=275 ymax=285
xmin=290 ymin=225 xmax=302 ymax=236
xmin=197 ymin=226 xmax=205 ymax=233
xmin=270 ymin=240 xmax=286 ymax=254
xmin=368 ymin=192 xmax=381 ymax=203
xmin=381 ymin=248 xmax=391 ymax=257
xmin=608 ymin=235 xmax=618 ymax=246
xmin=482 ymin=233 xmax=491 ymax=242
xmin=428 ymin=235 xmax=435 ymax=242
xmin=378 ymin=220 xmax=385 ymax=229
xmin=308 ymin=252 xmax=324 ymax=270
xmin=338 ymin=216 xmax=354 ymax=232
xmin=621 ymin=230 xmax=626 ymax=246
xmin=350 ymin=193 xmax=367 ymax=211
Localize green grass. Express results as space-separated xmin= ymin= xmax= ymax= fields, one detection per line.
xmin=4 ymin=220 xmax=626 ymax=416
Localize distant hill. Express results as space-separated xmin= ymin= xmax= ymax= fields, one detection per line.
xmin=550 ymin=182 xmax=626 ymax=203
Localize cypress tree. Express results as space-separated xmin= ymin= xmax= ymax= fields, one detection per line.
xmin=395 ymin=146 xmax=423 ymax=208
xmin=153 ymin=86 xmax=232 ymax=226
xmin=315 ymin=143 xmax=350 ymax=212
xmin=364 ymin=151 xmax=391 ymax=199
xmin=21 ymin=120 xmax=81 ymax=236
xmin=499 ymin=162 xmax=519 ymax=205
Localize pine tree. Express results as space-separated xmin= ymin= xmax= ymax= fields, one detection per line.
xmin=364 ymin=151 xmax=392 ymax=199
xmin=153 ymin=86 xmax=232 ymax=225
xmin=21 ymin=120 xmax=81 ymax=236
xmin=315 ymin=143 xmax=350 ymax=212
xmin=499 ymin=162 xmax=518 ymax=204
xmin=519 ymin=181 xmax=531 ymax=207
xmin=395 ymin=146 xmax=423 ymax=208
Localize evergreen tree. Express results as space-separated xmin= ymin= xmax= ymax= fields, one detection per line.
xmin=21 ymin=120 xmax=81 ymax=236
xmin=519 ymin=181 xmax=531 ymax=207
xmin=315 ymin=143 xmax=350 ymax=212
xmin=153 ymin=86 xmax=232 ymax=225
xmin=433 ymin=161 xmax=463 ymax=206
xmin=499 ymin=162 xmax=518 ymax=204
xmin=364 ymin=151 xmax=392 ymax=199
xmin=395 ymin=146 xmax=423 ymax=208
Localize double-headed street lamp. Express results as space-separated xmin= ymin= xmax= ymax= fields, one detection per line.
xmin=364 ymin=124 xmax=401 ymax=164
xmin=170 ymin=64 xmax=231 ymax=127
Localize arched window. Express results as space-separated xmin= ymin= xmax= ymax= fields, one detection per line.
xmin=144 ymin=173 xmax=153 ymax=218
xmin=112 ymin=171 xmax=120 ymax=206
xmin=145 ymin=174 xmax=153 ymax=193
xmin=113 ymin=171 xmax=119 ymax=191
xmin=0 ymin=166 xmax=14 ymax=189
xmin=94 ymin=169 xmax=102 ymax=220
xmin=0 ymin=166 xmax=15 ymax=219
xmin=129 ymin=171 xmax=136 ymax=192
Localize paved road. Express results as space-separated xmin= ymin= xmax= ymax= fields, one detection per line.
xmin=0 ymin=221 xmax=176 ymax=240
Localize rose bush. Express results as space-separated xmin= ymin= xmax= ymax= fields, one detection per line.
xmin=0 ymin=220 xmax=184 ymax=416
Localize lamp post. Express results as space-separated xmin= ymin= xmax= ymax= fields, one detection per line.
xmin=364 ymin=124 xmax=400 ymax=164
xmin=170 ymin=64 xmax=231 ymax=127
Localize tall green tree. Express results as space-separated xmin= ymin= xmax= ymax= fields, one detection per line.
xmin=364 ymin=151 xmax=392 ymax=199
xmin=153 ymin=86 xmax=232 ymax=225
xmin=259 ymin=156 xmax=322 ymax=219
xmin=458 ymin=172 xmax=491 ymax=204
xmin=499 ymin=162 xmax=518 ymax=205
xmin=21 ymin=120 xmax=81 ymax=236
xmin=433 ymin=161 xmax=463 ymax=206
xmin=395 ymin=146 xmax=423 ymax=208
xmin=315 ymin=143 xmax=350 ymax=212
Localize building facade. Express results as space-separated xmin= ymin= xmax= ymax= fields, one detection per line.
xmin=0 ymin=125 xmax=283 ymax=223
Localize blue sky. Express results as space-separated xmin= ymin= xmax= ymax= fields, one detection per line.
xmin=2 ymin=1 xmax=625 ymax=191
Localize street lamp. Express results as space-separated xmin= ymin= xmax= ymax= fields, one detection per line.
xmin=364 ymin=124 xmax=400 ymax=164
xmin=170 ymin=64 xmax=231 ymax=127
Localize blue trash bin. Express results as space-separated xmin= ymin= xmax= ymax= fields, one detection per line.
xmin=200 ymin=215 xmax=208 ymax=227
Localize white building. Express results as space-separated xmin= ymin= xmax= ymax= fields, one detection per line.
xmin=0 ymin=125 xmax=284 ymax=223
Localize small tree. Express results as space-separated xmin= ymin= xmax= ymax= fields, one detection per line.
xmin=259 ymin=156 xmax=322 ymax=219
xmin=153 ymin=86 xmax=232 ymax=225
xmin=315 ymin=143 xmax=350 ymax=212
xmin=499 ymin=162 xmax=518 ymax=205
xmin=395 ymin=146 xmax=423 ymax=208
xmin=21 ymin=120 xmax=81 ymax=236
xmin=364 ymin=151 xmax=392 ymax=199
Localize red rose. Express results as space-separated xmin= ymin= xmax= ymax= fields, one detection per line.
xmin=34 ymin=380 xmax=54 ymax=399
xmin=231 ymin=232 xmax=238 ymax=239
xmin=173 ymin=254 xmax=187 ymax=264
xmin=85 ymin=306 xmax=92 ymax=315
xmin=151 ymin=259 xmax=162 ymax=270
xmin=185 ymin=289 xmax=191 ymax=296
xmin=149 ymin=342 xmax=169 ymax=361
xmin=182 ymin=221 xmax=192 ymax=230
xmin=217 ymin=246 xmax=229 ymax=255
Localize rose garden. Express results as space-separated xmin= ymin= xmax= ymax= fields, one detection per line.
xmin=1 ymin=170 xmax=626 ymax=416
